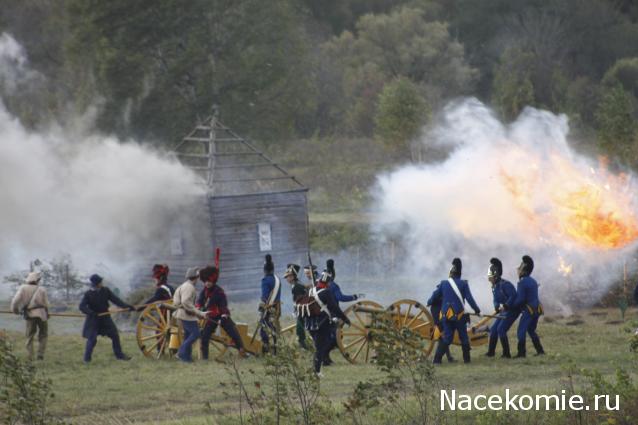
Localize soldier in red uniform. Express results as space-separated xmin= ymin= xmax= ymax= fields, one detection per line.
xmin=197 ymin=266 xmax=246 ymax=359
xmin=142 ymin=264 xmax=175 ymax=306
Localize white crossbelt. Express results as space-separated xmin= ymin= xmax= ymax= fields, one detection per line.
xmin=447 ymin=277 xmax=466 ymax=311
xmin=267 ymin=275 xmax=281 ymax=305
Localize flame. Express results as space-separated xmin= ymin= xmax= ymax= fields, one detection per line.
xmin=558 ymin=255 xmax=573 ymax=276
xmin=500 ymin=153 xmax=638 ymax=250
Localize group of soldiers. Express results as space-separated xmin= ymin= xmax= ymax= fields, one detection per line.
xmin=258 ymin=255 xmax=363 ymax=375
xmin=9 ymin=252 xmax=546 ymax=373
xmin=427 ymin=255 xmax=545 ymax=364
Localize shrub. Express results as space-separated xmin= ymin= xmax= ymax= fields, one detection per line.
xmin=0 ymin=337 xmax=65 ymax=425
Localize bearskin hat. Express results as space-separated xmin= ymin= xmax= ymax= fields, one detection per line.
xmin=263 ymin=254 xmax=274 ymax=273
xmin=488 ymin=257 xmax=503 ymax=278
xmin=449 ymin=257 xmax=462 ymax=278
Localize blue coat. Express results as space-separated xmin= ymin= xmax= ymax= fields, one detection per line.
xmin=429 ymin=278 xmax=480 ymax=320
xmin=329 ymin=281 xmax=356 ymax=303
xmin=426 ymin=284 xmax=443 ymax=326
xmin=492 ymin=279 xmax=516 ymax=310
xmin=511 ymin=276 xmax=542 ymax=312
xmin=79 ymin=287 xmax=131 ymax=339
xmin=261 ymin=274 xmax=281 ymax=304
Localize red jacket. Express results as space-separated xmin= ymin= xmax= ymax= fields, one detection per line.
xmin=196 ymin=285 xmax=230 ymax=320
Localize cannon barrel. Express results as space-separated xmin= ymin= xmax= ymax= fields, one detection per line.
xmin=353 ymin=305 xmax=388 ymax=315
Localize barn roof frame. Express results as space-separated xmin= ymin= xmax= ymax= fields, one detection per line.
xmin=171 ymin=109 xmax=306 ymax=196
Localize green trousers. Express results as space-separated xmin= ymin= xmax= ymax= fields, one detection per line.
xmin=25 ymin=318 xmax=48 ymax=360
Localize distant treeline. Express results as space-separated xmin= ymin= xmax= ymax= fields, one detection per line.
xmin=2 ymin=0 xmax=638 ymax=166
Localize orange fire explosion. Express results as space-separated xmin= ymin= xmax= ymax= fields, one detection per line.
xmin=500 ymin=153 xmax=638 ymax=250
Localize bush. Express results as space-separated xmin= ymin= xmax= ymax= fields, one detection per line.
xmin=0 ymin=337 xmax=65 ymax=425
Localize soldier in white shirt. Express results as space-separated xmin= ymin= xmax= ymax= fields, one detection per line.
xmin=10 ymin=271 xmax=49 ymax=360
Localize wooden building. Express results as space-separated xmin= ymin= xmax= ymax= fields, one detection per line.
xmin=132 ymin=112 xmax=309 ymax=298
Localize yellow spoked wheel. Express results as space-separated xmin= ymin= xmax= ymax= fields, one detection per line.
xmin=336 ymin=300 xmax=384 ymax=364
xmin=386 ymin=299 xmax=436 ymax=357
xmin=136 ymin=302 xmax=181 ymax=359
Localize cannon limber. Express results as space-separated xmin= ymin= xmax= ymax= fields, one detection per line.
xmin=136 ymin=301 xmax=262 ymax=361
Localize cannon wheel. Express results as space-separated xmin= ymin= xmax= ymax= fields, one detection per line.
xmin=386 ymin=299 xmax=436 ymax=357
xmin=198 ymin=323 xmax=229 ymax=362
xmin=136 ymin=303 xmax=181 ymax=359
xmin=336 ymin=300 xmax=384 ymax=364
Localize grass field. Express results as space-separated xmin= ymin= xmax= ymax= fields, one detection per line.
xmin=1 ymin=305 xmax=637 ymax=424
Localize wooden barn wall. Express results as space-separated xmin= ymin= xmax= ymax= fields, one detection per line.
xmin=209 ymin=189 xmax=309 ymax=298
xmin=129 ymin=190 xmax=309 ymax=301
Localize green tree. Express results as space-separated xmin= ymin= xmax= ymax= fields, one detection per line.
xmin=492 ymin=47 xmax=536 ymax=120
xmin=595 ymin=83 xmax=637 ymax=161
xmin=322 ymin=5 xmax=476 ymax=136
xmin=65 ymin=0 xmax=314 ymax=143
xmin=602 ymin=57 xmax=638 ymax=98
xmin=375 ymin=77 xmax=429 ymax=153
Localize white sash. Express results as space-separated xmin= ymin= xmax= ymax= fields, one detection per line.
xmin=447 ymin=277 xmax=466 ymax=311
xmin=310 ymin=287 xmax=329 ymax=314
xmin=267 ymin=275 xmax=281 ymax=305
xmin=160 ymin=285 xmax=173 ymax=298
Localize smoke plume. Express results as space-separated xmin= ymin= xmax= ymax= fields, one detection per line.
xmin=373 ymin=98 xmax=638 ymax=313
xmin=0 ymin=33 xmax=204 ymax=290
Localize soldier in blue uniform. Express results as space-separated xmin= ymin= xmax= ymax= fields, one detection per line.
xmin=297 ymin=268 xmax=350 ymax=376
xmin=324 ymin=259 xmax=361 ymax=366
xmin=506 ymin=255 xmax=545 ymax=358
xmin=259 ymin=255 xmax=281 ymax=354
xmin=430 ymin=258 xmax=481 ymax=364
xmin=427 ymin=283 xmax=455 ymax=362
xmin=79 ymin=274 xmax=135 ymax=363
xmin=485 ymin=258 xmax=517 ymax=358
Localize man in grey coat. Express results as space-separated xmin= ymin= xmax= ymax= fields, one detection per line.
xmin=10 ymin=271 xmax=49 ymax=360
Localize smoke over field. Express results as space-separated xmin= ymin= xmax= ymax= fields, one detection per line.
xmin=373 ymin=99 xmax=638 ymax=312
xmin=0 ymin=33 xmax=203 ymax=289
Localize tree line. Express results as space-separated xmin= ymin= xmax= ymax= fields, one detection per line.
xmin=2 ymin=0 xmax=638 ymax=166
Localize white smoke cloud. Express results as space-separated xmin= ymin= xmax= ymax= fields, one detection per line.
xmin=0 ymin=33 xmax=43 ymax=94
xmin=0 ymin=33 xmax=204 ymax=291
xmin=373 ymin=98 xmax=638 ymax=313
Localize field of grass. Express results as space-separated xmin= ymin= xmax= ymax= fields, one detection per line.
xmin=1 ymin=304 xmax=637 ymax=424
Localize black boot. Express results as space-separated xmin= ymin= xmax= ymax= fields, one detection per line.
xmin=485 ymin=335 xmax=497 ymax=357
xmin=445 ymin=346 xmax=455 ymax=363
xmin=461 ymin=344 xmax=471 ymax=364
xmin=500 ymin=336 xmax=511 ymax=358
xmin=531 ymin=336 xmax=545 ymax=356
xmin=515 ymin=340 xmax=526 ymax=358
xmin=432 ymin=341 xmax=448 ymax=364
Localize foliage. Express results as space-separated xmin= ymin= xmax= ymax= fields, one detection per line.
xmin=344 ymin=313 xmax=440 ymax=424
xmin=374 ymin=77 xmax=429 ymax=153
xmin=0 ymin=337 xmax=65 ymax=425
xmin=221 ymin=333 xmax=334 ymax=425
xmin=602 ymin=57 xmax=638 ymax=98
xmin=595 ymin=84 xmax=637 ymax=160
xmin=491 ymin=47 xmax=536 ymax=121
xmin=63 ymin=0 xmax=314 ymax=142
xmin=322 ymin=5 xmax=476 ymax=137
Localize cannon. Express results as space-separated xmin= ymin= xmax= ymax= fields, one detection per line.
xmin=135 ymin=301 xmax=262 ymax=360
xmin=335 ymin=299 xmax=493 ymax=364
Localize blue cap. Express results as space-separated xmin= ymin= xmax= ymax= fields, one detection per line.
xmin=89 ymin=274 xmax=103 ymax=286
